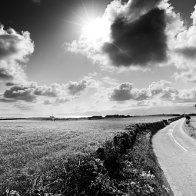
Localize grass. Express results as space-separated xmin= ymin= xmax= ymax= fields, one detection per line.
xmin=183 ymin=116 xmax=196 ymax=139
xmin=0 ymin=116 xmax=180 ymax=195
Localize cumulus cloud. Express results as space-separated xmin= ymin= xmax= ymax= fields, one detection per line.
xmin=0 ymin=25 xmax=34 ymax=83
xmin=2 ymin=83 xmax=65 ymax=103
xmin=103 ymin=8 xmax=167 ymax=67
xmin=6 ymin=82 xmax=15 ymax=86
xmin=169 ymin=4 xmax=196 ymax=81
xmin=111 ymin=83 xmax=134 ymax=101
xmin=110 ymin=83 xmax=150 ymax=101
xmin=44 ymin=97 xmax=70 ymax=105
xmin=0 ymin=68 xmax=13 ymax=80
xmin=110 ymin=80 xmax=196 ymax=104
xmin=172 ymin=6 xmax=196 ymax=71
xmin=3 ymin=85 xmax=37 ymax=102
xmin=128 ymin=0 xmax=161 ymax=13
xmin=67 ymin=80 xmax=87 ymax=95
xmin=34 ymin=83 xmax=66 ymax=97
xmin=66 ymin=0 xmax=196 ymax=80
xmin=148 ymin=80 xmax=171 ymax=96
xmin=176 ymin=89 xmax=196 ymax=103
xmin=1 ymin=83 xmax=64 ymax=103
xmin=67 ymin=0 xmax=168 ymax=69
xmin=175 ymin=47 xmax=196 ymax=59
xmin=0 ymin=26 xmax=33 ymax=61
xmin=1 ymin=79 xmax=89 ymax=103
xmin=174 ymin=69 xmax=196 ymax=83
xmin=55 ymin=97 xmax=70 ymax=104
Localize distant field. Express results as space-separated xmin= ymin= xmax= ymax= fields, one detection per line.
xmin=0 ymin=116 xmax=177 ymax=188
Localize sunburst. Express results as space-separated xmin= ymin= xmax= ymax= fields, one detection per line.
xmin=65 ymin=0 xmax=110 ymax=46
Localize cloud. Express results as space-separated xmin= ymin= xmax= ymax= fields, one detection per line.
xmin=174 ymin=69 xmax=196 ymax=83
xmin=175 ymin=47 xmax=196 ymax=59
xmin=0 ymin=26 xmax=33 ymax=61
xmin=110 ymin=80 xmax=196 ymax=104
xmin=148 ymin=80 xmax=171 ymax=96
xmin=176 ymin=89 xmax=196 ymax=103
xmin=171 ymin=4 xmax=196 ymax=82
xmin=0 ymin=25 xmax=34 ymax=83
xmin=170 ymin=4 xmax=196 ymax=77
xmin=44 ymin=97 xmax=70 ymax=105
xmin=44 ymin=100 xmax=51 ymax=105
xmin=67 ymin=80 xmax=87 ymax=95
xmin=128 ymin=0 xmax=161 ymax=12
xmin=110 ymin=83 xmax=150 ymax=101
xmin=0 ymin=98 xmax=16 ymax=103
xmin=103 ymin=8 xmax=167 ymax=67
xmin=55 ymin=97 xmax=70 ymax=104
xmin=191 ymin=5 xmax=196 ymax=25
xmin=1 ymin=79 xmax=89 ymax=103
xmin=34 ymin=83 xmax=65 ymax=97
xmin=111 ymin=83 xmax=134 ymax=101
xmin=66 ymin=0 xmax=196 ymax=78
xmin=6 ymin=82 xmax=15 ymax=86
xmin=3 ymin=86 xmax=37 ymax=102
xmin=2 ymin=82 xmax=66 ymax=103
xmin=67 ymin=0 xmax=169 ymax=69
xmin=0 ymin=68 xmax=13 ymax=80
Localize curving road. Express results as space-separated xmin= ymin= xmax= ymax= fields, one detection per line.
xmin=153 ymin=118 xmax=196 ymax=196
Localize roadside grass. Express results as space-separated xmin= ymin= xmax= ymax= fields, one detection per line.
xmin=0 ymin=117 xmax=182 ymax=195
xmin=183 ymin=116 xmax=196 ymax=139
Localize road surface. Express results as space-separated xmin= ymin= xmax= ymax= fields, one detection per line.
xmin=153 ymin=118 xmax=196 ymax=196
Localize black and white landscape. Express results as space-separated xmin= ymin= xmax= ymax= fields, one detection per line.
xmin=0 ymin=0 xmax=196 ymax=195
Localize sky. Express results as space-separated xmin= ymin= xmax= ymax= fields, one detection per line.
xmin=0 ymin=0 xmax=196 ymax=117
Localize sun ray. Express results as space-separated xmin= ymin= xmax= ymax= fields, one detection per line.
xmin=81 ymin=0 xmax=89 ymax=19
xmin=70 ymin=10 xmax=87 ymax=23
xmin=62 ymin=19 xmax=83 ymax=27
xmin=111 ymin=43 xmax=131 ymax=58
xmin=92 ymin=0 xmax=94 ymax=13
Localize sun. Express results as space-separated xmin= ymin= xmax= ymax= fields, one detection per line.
xmin=81 ymin=17 xmax=110 ymax=43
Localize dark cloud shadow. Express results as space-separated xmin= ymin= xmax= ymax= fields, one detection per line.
xmin=103 ymin=8 xmax=167 ymax=67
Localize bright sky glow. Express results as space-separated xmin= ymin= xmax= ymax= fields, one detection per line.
xmin=81 ymin=17 xmax=110 ymax=43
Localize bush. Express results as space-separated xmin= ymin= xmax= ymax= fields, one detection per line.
xmin=185 ymin=115 xmax=191 ymax=120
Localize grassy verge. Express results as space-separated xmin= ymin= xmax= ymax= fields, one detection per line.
xmin=1 ymin=117 xmax=181 ymax=196
xmin=183 ymin=117 xmax=196 ymax=139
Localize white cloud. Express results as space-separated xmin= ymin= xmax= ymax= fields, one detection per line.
xmin=67 ymin=80 xmax=87 ymax=95
xmin=1 ymin=78 xmax=91 ymax=104
xmin=110 ymin=80 xmax=196 ymax=104
xmin=66 ymin=0 xmax=168 ymax=69
xmin=174 ymin=69 xmax=196 ymax=83
xmin=191 ymin=5 xmax=196 ymax=25
xmin=168 ymin=4 xmax=196 ymax=82
xmin=66 ymin=0 xmax=196 ymax=85
xmin=0 ymin=25 xmax=34 ymax=83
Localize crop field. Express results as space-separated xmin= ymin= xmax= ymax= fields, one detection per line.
xmin=0 ymin=116 xmax=176 ymax=190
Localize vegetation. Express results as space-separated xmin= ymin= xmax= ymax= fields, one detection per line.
xmin=185 ymin=114 xmax=191 ymax=124
xmin=0 ymin=116 xmax=182 ymax=195
xmin=184 ymin=115 xmax=196 ymax=139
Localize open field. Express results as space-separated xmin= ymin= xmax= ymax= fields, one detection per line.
xmin=0 ymin=116 xmax=178 ymax=194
